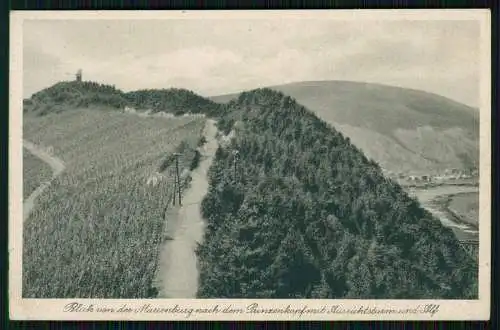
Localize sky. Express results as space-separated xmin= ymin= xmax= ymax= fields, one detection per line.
xmin=23 ymin=17 xmax=481 ymax=107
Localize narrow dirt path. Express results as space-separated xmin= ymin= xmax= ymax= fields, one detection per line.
xmin=23 ymin=140 xmax=65 ymax=221
xmin=155 ymin=119 xmax=219 ymax=298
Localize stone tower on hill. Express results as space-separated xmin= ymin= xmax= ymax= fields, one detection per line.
xmin=76 ymin=69 xmax=82 ymax=82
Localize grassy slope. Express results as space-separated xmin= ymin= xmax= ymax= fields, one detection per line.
xmin=23 ymin=109 xmax=205 ymax=298
xmin=23 ymin=148 xmax=53 ymax=199
xmin=211 ymin=81 xmax=479 ymax=175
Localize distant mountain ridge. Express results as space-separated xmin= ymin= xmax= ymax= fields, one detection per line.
xmin=25 ymin=79 xmax=479 ymax=175
xmin=211 ymin=80 xmax=479 ymax=176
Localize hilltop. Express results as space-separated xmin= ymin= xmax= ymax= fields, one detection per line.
xmin=24 ymin=81 xmax=128 ymax=115
xmin=211 ymin=81 xmax=479 ymax=176
xmin=125 ymin=88 xmax=221 ymax=117
xmin=198 ymin=88 xmax=477 ymax=298
xmin=24 ymin=80 xmax=221 ymax=117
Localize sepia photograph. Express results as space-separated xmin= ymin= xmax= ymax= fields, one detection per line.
xmin=9 ymin=10 xmax=491 ymax=320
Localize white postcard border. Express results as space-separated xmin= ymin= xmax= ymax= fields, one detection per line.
xmin=9 ymin=9 xmax=492 ymax=321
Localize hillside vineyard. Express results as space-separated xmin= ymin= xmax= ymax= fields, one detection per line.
xmin=198 ymin=89 xmax=477 ymax=299
xmin=22 ymin=81 xmax=477 ymax=299
xmin=23 ymin=109 xmax=204 ymax=298
xmin=23 ymin=149 xmax=53 ymax=199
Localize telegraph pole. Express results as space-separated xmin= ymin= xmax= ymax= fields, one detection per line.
xmin=172 ymin=153 xmax=182 ymax=206
xmin=232 ymin=150 xmax=239 ymax=180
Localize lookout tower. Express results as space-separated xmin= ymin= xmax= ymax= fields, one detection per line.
xmin=76 ymin=69 xmax=82 ymax=82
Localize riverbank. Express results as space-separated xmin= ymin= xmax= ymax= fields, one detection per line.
xmin=447 ymin=192 xmax=479 ymax=227
xmin=407 ymin=184 xmax=479 ymax=241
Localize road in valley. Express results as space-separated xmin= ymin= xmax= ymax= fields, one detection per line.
xmin=23 ymin=140 xmax=65 ymax=221
xmin=155 ymin=119 xmax=219 ymax=298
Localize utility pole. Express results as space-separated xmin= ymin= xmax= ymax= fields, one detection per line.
xmin=232 ymin=150 xmax=239 ymax=180
xmin=172 ymin=153 xmax=182 ymax=206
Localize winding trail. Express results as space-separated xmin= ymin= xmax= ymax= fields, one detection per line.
xmin=23 ymin=140 xmax=65 ymax=221
xmin=155 ymin=119 xmax=219 ymax=298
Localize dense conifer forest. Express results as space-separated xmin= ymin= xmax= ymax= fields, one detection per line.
xmin=197 ymin=88 xmax=478 ymax=299
xmin=23 ymin=81 xmax=222 ymax=117
xmin=24 ymin=81 xmax=128 ymax=114
xmin=125 ymin=88 xmax=222 ymax=116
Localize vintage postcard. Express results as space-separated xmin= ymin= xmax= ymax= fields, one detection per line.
xmin=9 ymin=10 xmax=491 ymax=320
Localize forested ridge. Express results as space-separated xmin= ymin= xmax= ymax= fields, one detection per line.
xmin=24 ymin=81 xmax=221 ymax=117
xmin=24 ymin=81 xmax=128 ymax=115
xmin=197 ymin=88 xmax=477 ymax=299
xmin=125 ymin=88 xmax=222 ymax=116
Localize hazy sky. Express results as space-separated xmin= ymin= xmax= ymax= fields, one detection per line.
xmin=23 ymin=17 xmax=481 ymax=107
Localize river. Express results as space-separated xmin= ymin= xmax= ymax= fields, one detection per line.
xmin=407 ymin=184 xmax=479 ymax=241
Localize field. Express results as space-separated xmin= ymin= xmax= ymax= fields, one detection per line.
xmin=23 ymin=149 xmax=53 ymax=199
xmin=448 ymin=192 xmax=479 ymax=227
xmin=22 ymin=109 xmax=205 ymax=298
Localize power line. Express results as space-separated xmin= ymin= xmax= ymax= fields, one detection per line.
xmin=232 ymin=149 xmax=239 ymax=180
xmin=172 ymin=152 xmax=182 ymax=206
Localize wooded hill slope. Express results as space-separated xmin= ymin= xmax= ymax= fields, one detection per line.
xmin=24 ymin=81 xmax=128 ymax=115
xmin=23 ymin=81 xmax=221 ymax=117
xmin=198 ymin=89 xmax=477 ymax=299
xmin=211 ymin=81 xmax=479 ymax=175
xmin=125 ymin=88 xmax=222 ymax=116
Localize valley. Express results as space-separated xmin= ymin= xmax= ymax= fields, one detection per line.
xmin=21 ymin=80 xmax=480 ymax=299
xmin=197 ymin=88 xmax=478 ymax=299
xmin=211 ymin=80 xmax=479 ymax=177
xmin=212 ymin=80 xmax=481 ymax=249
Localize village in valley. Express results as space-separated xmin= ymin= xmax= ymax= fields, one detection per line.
xmin=384 ymin=167 xmax=479 ymax=187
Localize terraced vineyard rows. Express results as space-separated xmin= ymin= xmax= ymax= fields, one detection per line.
xmin=23 ymin=148 xmax=53 ymax=199
xmin=23 ymin=109 xmax=205 ymax=298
